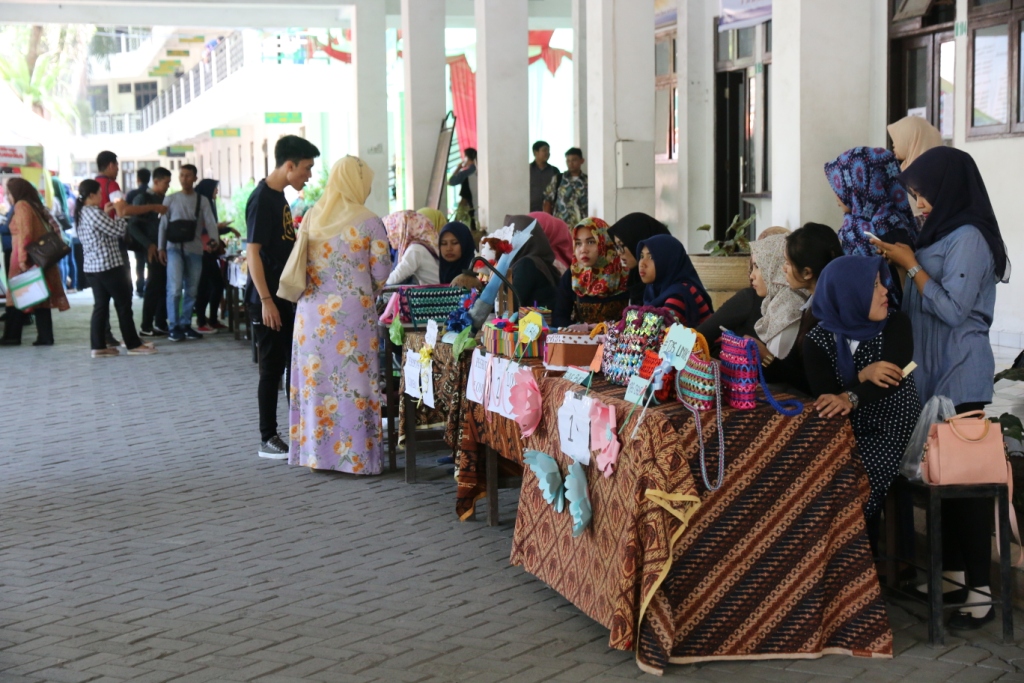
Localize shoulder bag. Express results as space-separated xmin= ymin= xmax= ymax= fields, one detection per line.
xmin=26 ymin=208 xmax=71 ymax=270
xmin=165 ymin=194 xmax=201 ymax=243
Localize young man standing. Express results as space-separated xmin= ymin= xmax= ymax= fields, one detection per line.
xmin=128 ymin=167 xmax=171 ymax=336
xmin=530 ymin=141 xmax=560 ymax=213
xmin=544 ymin=147 xmax=588 ymax=227
xmin=126 ymin=167 xmax=152 ymax=297
xmin=447 ymin=147 xmax=477 ymax=230
xmin=158 ymin=164 xmax=217 ymax=342
xmin=246 ymin=135 xmax=319 ymax=459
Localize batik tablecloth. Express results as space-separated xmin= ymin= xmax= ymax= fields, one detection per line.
xmin=398 ymin=333 xmax=473 ymax=450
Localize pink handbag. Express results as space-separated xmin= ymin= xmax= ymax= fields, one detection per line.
xmin=923 ymin=410 xmax=1023 ymax=566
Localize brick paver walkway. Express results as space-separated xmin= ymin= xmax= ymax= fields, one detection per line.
xmin=2 ymin=294 xmax=1024 ymax=682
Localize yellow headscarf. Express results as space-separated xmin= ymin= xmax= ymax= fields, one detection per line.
xmin=886 ymin=116 xmax=943 ymax=171
xmin=417 ymin=207 xmax=446 ymax=233
xmin=304 ymin=156 xmax=378 ymax=242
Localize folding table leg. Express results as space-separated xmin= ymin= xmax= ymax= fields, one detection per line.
xmin=999 ymin=488 xmax=1014 ymax=643
xmin=384 ymin=334 xmax=397 ymax=472
xmin=404 ymin=394 xmax=418 ymax=483
xmin=928 ymin=490 xmax=945 ymax=646
xmin=486 ymin=446 xmax=499 ymax=527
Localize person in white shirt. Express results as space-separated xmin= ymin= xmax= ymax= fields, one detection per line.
xmin=383 ymin=210 xmax=440 ymax=286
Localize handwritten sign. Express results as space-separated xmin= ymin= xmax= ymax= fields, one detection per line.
xmin=558 ymin=392 xmax=592 ymax=465
xmin=466 ymin=350 xmax=487 ymax=404
xmin=659 ymin=324 xmax=698 ymax=370
xmin=563 ymin=366 xmax=592 ymax=386
xmin=421 ymin=361 xmax=435 ymax=408
xmin=425 ymin=320 xmax=439 ymax=348
xmin=519 ymin=311 xmax=544 ymax=344
xmin=403 ymin=353 xmax=422 ymax=399
xmin=624 ymin=374 xmax=652 ymax=406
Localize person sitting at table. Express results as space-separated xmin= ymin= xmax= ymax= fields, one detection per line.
xmin=552 ymin=217 xmax=629 ymax=328
xmin=384 ymin=210 xmax=440 ymax=286
xmin=438 ymin=220 xmax=476 ymax=286
xmin=502 ymin=214 xmax=561 ymax=312
xmin=803 ymin=254 xmax=921 ymax=549
xmin=634 ymin=234 xmax=713 ymax=327
xmin=607 ymin=212 xmax=670 ymax=305
xmin=417 ymin=207 xmax=446 ymax=235
xmin=756 ymin=222 xmax=843 ymax=394
xmin=528 ymin=211 xmax=573 ymax=275
xmin=746 ymin=233 xmax=809 ymax=362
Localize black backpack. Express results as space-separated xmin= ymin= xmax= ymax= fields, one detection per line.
xmin=165 ymin=194 xmax=201 ymax=243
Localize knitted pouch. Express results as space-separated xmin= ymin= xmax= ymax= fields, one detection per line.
xmin=675 ymin=353 xmax=719 ymax=412
xmin=719 ymin=330 xmax=803 ymax=416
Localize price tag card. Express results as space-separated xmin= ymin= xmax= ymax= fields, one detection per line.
xmin=563 ymin=366 xmax=592 ymax=386
xmin=519 ymin=311 xmax=544 ymax=344
xmin=421 ymin=360 xmax=435 ymax=408
xmin=659 ymin=324 xmax=698 ymax=370
xmin=624 ymin=374 xmax=652 ymax=406
xmin=590 ymin=343 xmax=605 ymax=373
xmin=558 ymin=391 xmax=592 ymax=465
xmin=425 ymin=319 xmax=439 ymax=348
xmin=441 ymin=331 xmax=459 ymax=345
xmin=403 ymin=353 xmax=422 ymax=399
xmin=466 ymin=350 xmax=487 ymax=404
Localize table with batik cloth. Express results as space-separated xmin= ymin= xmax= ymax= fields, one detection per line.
xmin=455 ymin=375 xmax=893 ymax=674
xmin=397 ymin=332 xmax=473 ymax=454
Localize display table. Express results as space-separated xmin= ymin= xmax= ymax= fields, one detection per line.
xmin=458 ymin=373 xmax=892 ymax=674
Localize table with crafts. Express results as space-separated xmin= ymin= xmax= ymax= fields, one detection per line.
xmin=454 ymin=354 xmax=893 ymax=674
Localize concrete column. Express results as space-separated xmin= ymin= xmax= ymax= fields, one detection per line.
xmin=676 ymin=0 xmax=714 ymax=250
xmin=572 ymin=0 xmax=587 ymax=154
xmin=401 ymin=0 xmax=447 ymax=210
xmin=771 ymin=0 xmax=888 ymax=229
xmin=474 ymin=0 xmax=529 ymax=231
xmin=351 ymin=0 xmax=390 ymax=216
xmin=585 ymin=0 xmax=655 ymax=223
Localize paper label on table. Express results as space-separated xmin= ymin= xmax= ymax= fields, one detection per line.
xmin=590 ymin=344 xmax=605 ymax=373
xmin=486 ymin=357 xmax=517 ymax=417
xmin=425 ymin=319 xmax=439 ymax=348
xmin=403 ymin=353 xmax=422 ymax=398
xmin=659 ymin=324 xmax=698 ymax=371
xmin=466 ymin=349 xmax=487 ymax=404
xmin=624 ymin=374 xmax=652 ymax=406
xmin=421 ymin=360 xmax=435 ymax=408
xmin=563 ymin=366 xmax=591 ymax=386
xmin=558 ymin=391 xmax=592 ymax=465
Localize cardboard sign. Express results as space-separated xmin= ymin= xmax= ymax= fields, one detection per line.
xmin=403 ymin=353 xmax=422 ymax=399
xmin=659 ymin=324 xmax=698 ymax=371
xmin=466 ymin=349 xmax=487 ymax=404
xmin=590 ymin=344 xmax=605 ymax=373
xmin=624 ymin=375 xmax=652 ymax=406
xmin=558 ymin=392 xmax=592 ymax=465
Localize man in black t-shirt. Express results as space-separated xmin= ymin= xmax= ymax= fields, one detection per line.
xmin=246 ymin=135 xmax=320 ymax=459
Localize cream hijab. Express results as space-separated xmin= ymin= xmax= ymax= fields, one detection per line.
xmin=751 ymin=234 xmax=808 ymax=353
xmin=887 ymin=116 xmax=943 ymax=171
xmin=304 ymin=155 xmax=377 ymax=241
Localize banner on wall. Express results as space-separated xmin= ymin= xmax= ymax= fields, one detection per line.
xmin=719 ymin=0 xmax=772 ymax=32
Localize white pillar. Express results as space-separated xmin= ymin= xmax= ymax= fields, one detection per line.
xmin=676 ymin=0 xmax=714 ymax=250
xmin=585 ymin=0 xmax=655 ymax=224
xmin=401 ymin=0 xmax=447 ymax=210
xmin=572 ymin=0 xmax=587 ymax=153
xmin=351 ymin=0 xmax=390 ymax=217
xmin=771 ymin=0 xmax=888 ymax=229
xmin=474 ymin=0 xmax=529 ymax=231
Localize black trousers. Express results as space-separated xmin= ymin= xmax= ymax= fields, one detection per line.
xmin=140 ymin=258 xmax=168 ymax=332
xmin=195 ymin=253 xmax=225 ymax=325
xmin=87 ymin=267 xmax=142 ymax=351
xmin=134 ymin=248 xmax=147 ymax=295
xmin=2 ymin=307 xmax=52 ymax=344
xmin=941 ymin=401 xmax=993 ymax=588
xmin=251 ymin=299 xmax=294 ymax=442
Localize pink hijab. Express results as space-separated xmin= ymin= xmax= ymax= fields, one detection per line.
xmin=529 ymin=211 xmax=572 ymax=274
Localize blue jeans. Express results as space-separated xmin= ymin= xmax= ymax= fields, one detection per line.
xmin=166 ymin=247 xmax=203 ymax=331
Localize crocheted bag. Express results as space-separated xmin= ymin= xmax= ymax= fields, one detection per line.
xmin=675 ymin=352 xmax=719 ymax=412
xmin=719 ymin=330 xmax=803 ymax=416
xmin=600 ymin=305 xmax=679 ymax=386
xmin=401 ymin=285 xmax=467 ymax=328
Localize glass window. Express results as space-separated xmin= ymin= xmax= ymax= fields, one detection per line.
xmin=738 ymin=27 xmax=755 ymax=59
xmin=972 ymin=24 xmax=1009 ymax=126
xmin=973 ymin=0 xmax=1003 ymax=6
xmin=655 ymin=39 xmax=673 ymax=76
xmin=117 ymin=83 xmax=131 ymax=93
xmin=718 ymin=30 xmax=733 ymax=62
xmin=907 ymin=46 xmax=929 ymax=112
xmin=939 ymin=39 xmax=955 ymax=138
xmin=655 ymin=88 xmax=670 ymax=156
xmin=1020 ymin=23 xmax=1024 ymax=123
xmin=764 ymin=20 xmax=772 ymax=54
xmin=672 ymin=87 xmax=679 ymax=159
xmin=87 ymin=85 xmax=108 ymax=113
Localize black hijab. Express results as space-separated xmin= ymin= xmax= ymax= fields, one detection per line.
xmin=608 ymin=212 xmax=670 ymax=303
xmin=899 ymin=146 xmax=1008 ymax=281
xmin=506 ymin=214 xmax=561 ymax=288
xmin=438 ymin=221 xmax=475 ymax=285
xmin=195 ymin=179 xmax=219 ymax=222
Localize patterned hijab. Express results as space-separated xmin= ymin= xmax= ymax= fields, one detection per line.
xmin=824 ymin=147 xmax=918 ymax=256
xmin=635 ymin=234 xmax=712 ymax=327
xmin=383 ymin=210 xmax=439 ymax=260
xmin=750 ymin=234 xmax=808 ymax=349
xmin=570 ymin=217 xmax=626 ymax=298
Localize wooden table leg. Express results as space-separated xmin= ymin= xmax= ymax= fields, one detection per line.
xmin=404 ymin=394 xmax=417 ymax=484
xmin=384 ymin=333 xmax=397 ymax=472
xmin=486 ymin=446 xmax=498 ymax=526
xmin=999 ymin=487 xmax=1014 ymax=643
xmin=927 ymin=490 xmax=945 ymax=646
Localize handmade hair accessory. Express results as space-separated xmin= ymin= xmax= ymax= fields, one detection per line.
xmin=719 ymin=330 xmax=803 ymax=416
xmin=509 ymin=366 xmax=543 ymax=437
xmin=564 ymin=461 xmax=592 ymax=537
xmin=523 ymin=450 xmax=565 ymax=513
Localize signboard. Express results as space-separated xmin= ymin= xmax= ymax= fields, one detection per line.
xmin=0 ymin=146 xmax=43 ymax=167
xmin=211 ymin=128 xmax=241 ymax=138
xmin=265 ymin=112 xmax=302 ymax=124
xmin=161 ymin=145 xmax=195 ymax=157
xmin=179 ymin=36 xmax=206 ymax=43
xmin=157 ymin=60 xmax=182 ymax=67
xmin=167 ymin=49 xmax=190 ymax=57
xmin=718 ymin=0 xmax=772 ymax=31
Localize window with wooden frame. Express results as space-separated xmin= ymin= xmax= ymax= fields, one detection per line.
xmin=889 ymin=0 xmax=956 ymax=138
xmin=967 ymin=1 xmax=1024 ymax=137
xmin=655 ymin=31 xmax=679 ymax=162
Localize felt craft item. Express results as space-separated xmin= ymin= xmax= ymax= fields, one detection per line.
xmin=523 ymin=450 xmax=565 ymax=513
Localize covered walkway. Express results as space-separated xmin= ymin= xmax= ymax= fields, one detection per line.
xmin=0 ymin=297 xmax=1023 ymax=682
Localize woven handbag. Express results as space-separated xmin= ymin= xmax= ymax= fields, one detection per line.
xmin=675 ymin=352 xmax=719 ymax=412
xmin=719 ymin=330 xmax=803 ymax=416
xmin=399 ymin=285 xmax=466 ymax=328
xmin=600 ymin=305 xmax=679 ymax=386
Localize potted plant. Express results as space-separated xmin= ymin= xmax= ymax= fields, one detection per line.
xmin=691 ymin=215 xmax=755 ymax=298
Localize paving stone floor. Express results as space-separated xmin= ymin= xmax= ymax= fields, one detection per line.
xmin=2 ymin=293 xmax=1024 ymax=682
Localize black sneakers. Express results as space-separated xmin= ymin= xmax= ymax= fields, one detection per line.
xmin=258 ymin=435 xmax=290 ymax=459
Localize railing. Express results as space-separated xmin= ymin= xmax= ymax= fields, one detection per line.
xmin=90 ymin=31 xmax=247 ymax=135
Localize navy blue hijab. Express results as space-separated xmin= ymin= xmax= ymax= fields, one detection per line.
xmin=812 ymin=255 xmax=889 ymax=388
xmin=438 ymin=221 xmax=475 ymax=285
xmin=635 ymin=234 xmax=712 ymax=327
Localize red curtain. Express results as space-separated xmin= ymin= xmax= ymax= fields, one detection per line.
xmin=527 ymin=30 xmax=572 ymax=76
xmin=446 ymin=55 xmax=477 ymax=153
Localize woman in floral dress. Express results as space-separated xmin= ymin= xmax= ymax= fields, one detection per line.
xmin=288 ymin=156 xmax=392 ymax=474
